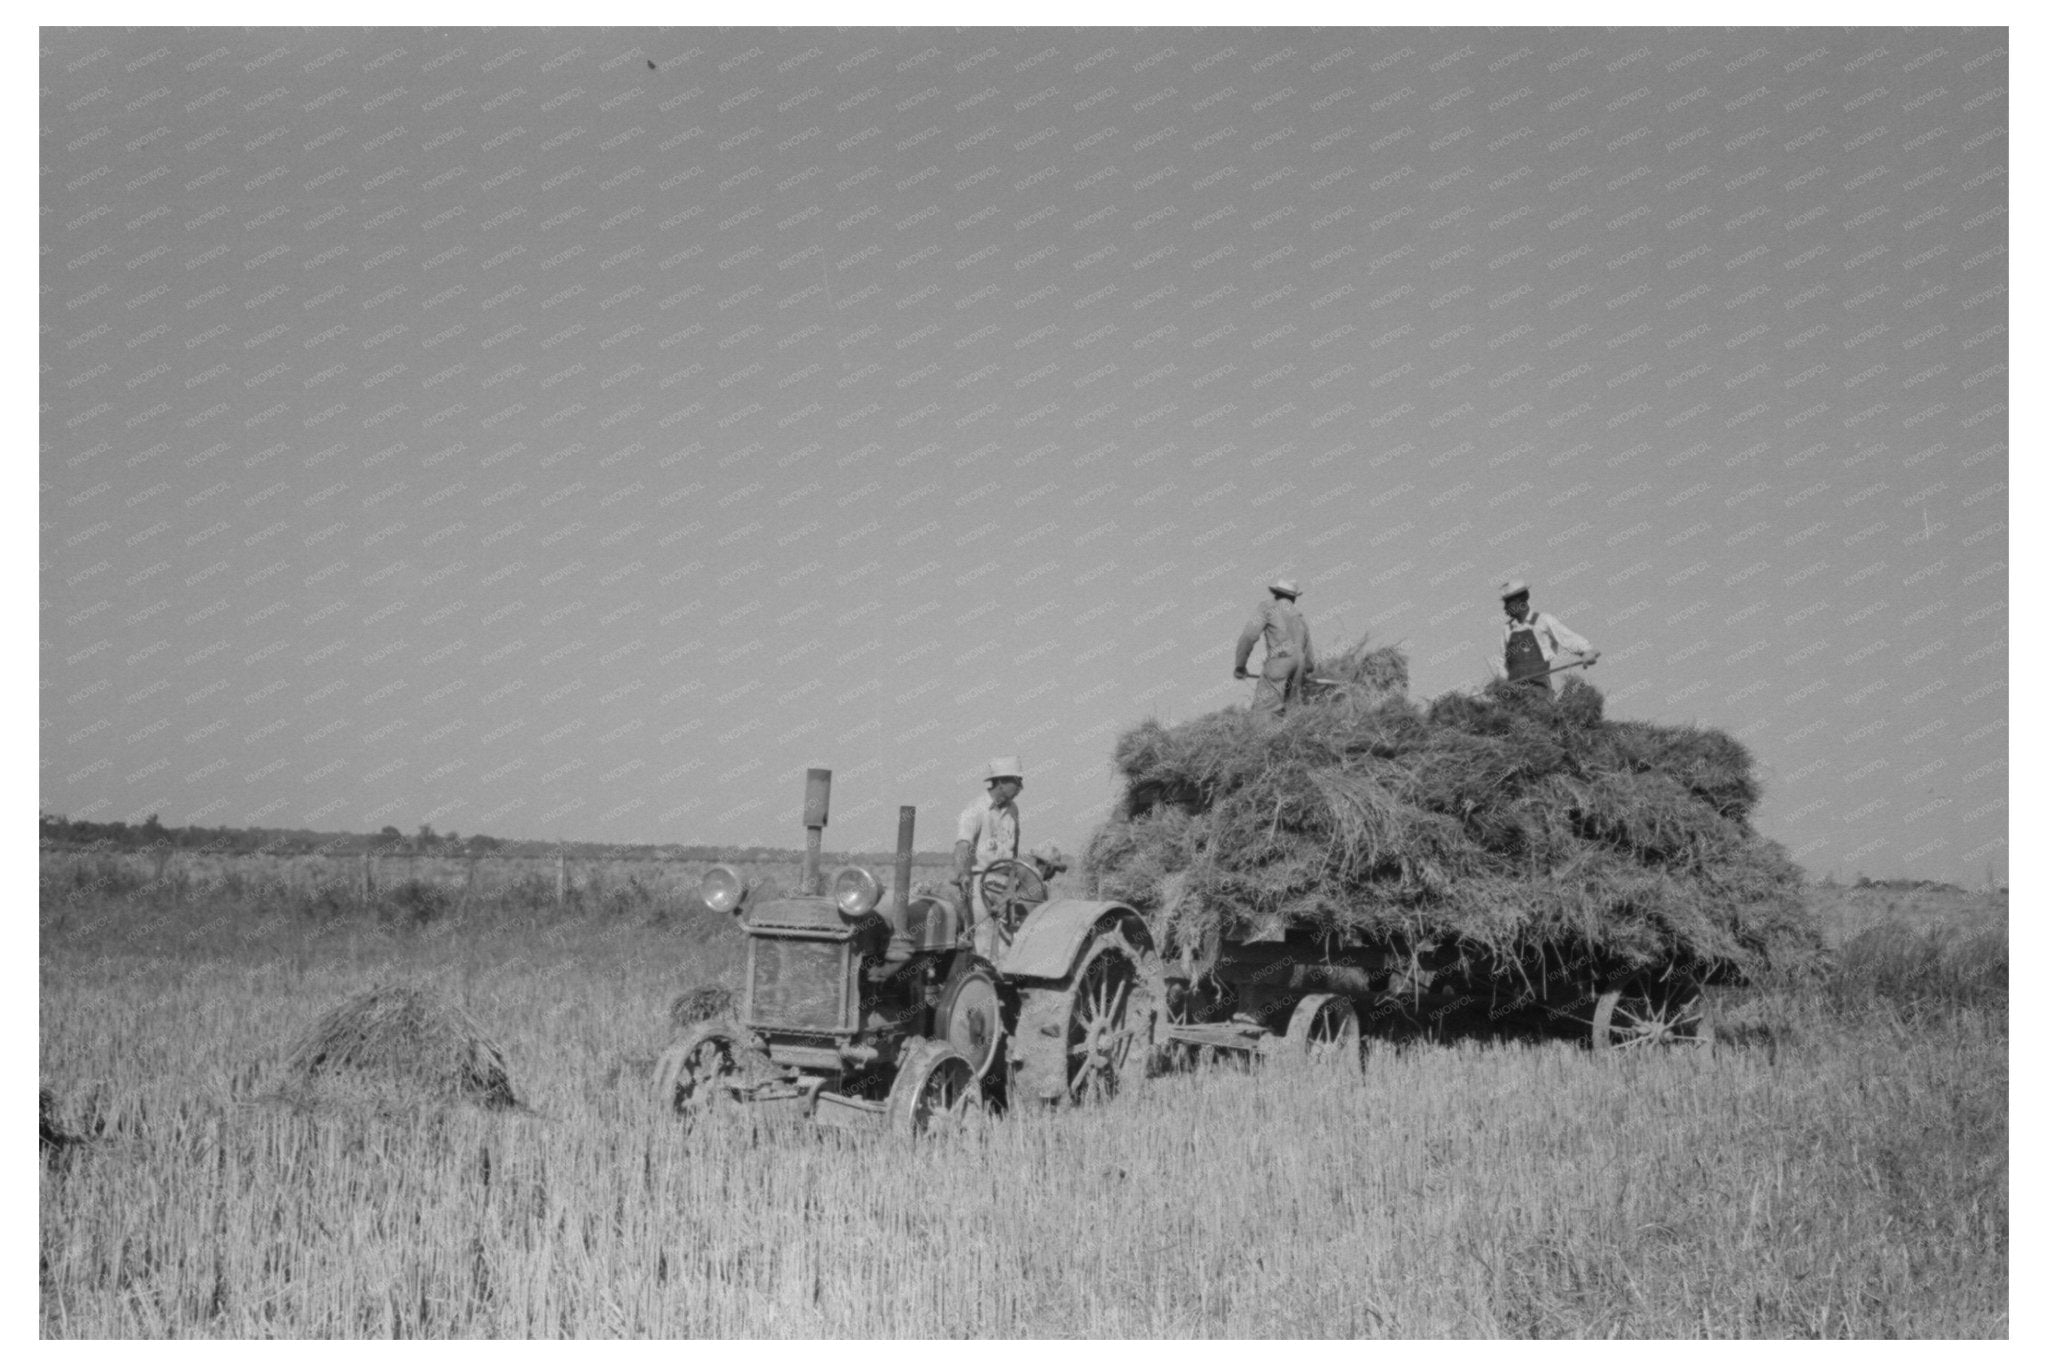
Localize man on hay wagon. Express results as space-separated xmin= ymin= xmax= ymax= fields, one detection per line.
xmin=1233 ymin=577 xmax=1318 ymax=718
xmin=1495 ymin=579 xmax=1600 ymax=692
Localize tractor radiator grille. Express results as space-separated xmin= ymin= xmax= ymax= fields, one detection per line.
xmin=748 ymin=938 xmax=847 ymax=1033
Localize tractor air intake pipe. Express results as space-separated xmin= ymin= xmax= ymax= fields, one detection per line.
xmin=802 ymin=768 xmax=831 ymax=897
xmin=891 ymin=805 xmax=916 ymax=929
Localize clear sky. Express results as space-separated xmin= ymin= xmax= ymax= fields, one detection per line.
xmin=39 ymin=25 xmax=2007 ymax=883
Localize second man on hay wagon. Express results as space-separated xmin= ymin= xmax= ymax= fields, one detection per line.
xmin=1233 ymin=577 xmax=1318 ymax=717
xmin=1496 ymin=578 xmax=1600 ymax=691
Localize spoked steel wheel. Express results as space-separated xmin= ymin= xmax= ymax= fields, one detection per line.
xmin=1012 ymin=923 xmax=1160 ymax=1106
xmin=651 ymin=1021 xmax=764 ymax=1115
xmin=1283 ymin=992 xmax=1364 ymax=1070
xmin=886 ymin=1039 xmax=984 ymax=1135
xmin=1589 ymin=973 xmax=1715 ymax=1051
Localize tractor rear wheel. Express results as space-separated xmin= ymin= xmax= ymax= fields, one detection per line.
xmin=1010 ymin=921 xmax=1160 ymax=1106
xmin=886 ymin=1039 xmax=983 ymax=1135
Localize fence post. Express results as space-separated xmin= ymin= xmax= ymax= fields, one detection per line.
xmin=556 ymin=852 xmax=568 ymax=914
xmin=359 ymin=853 xmax=373 ymax=908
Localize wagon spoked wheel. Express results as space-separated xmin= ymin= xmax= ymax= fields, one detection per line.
xmin=1012 ymin=925 xmax=1160 ymax=1106
xmin=651 ymin=1021 xmax=760 ymax=1116
xmin=1590 ymin=973 xmax=1715 ymax=1051
xmin=1284 ymin=993 xmax=1363 ymax=1071
xmin=977 ymin=859 xmax=1048 ymax=933
xmin=886 ymin=1040 xmax=984 ymax=1136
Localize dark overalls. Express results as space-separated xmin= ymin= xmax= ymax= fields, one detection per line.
xmin=1505 ymin=619 xmax=1550 ymax=692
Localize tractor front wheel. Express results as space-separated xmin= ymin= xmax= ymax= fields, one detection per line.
xmin=934 ymin=958 xmax=1005 ymax=1081
xmin=886 ymin=1039 xmax=984 ymax=1135
xmin=651 ymin=1021 xmax=766 ymax=1116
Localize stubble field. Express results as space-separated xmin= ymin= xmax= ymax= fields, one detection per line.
xmin=39 ymin=851 xmax=2007 ymax=1337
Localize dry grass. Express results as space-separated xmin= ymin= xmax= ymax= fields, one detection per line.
xmin=39 ymin=861 xmax=2006 ymax=1337
xmin=668 ymin=984 xmax=736 ymax=1033
xmin=37 ymin=847 xmax=809 ymax=933
xmin=1805 ymin=882 xmax=2009 ymax=944
xmin=41 ymin=1086 xmax=91 ymax=1156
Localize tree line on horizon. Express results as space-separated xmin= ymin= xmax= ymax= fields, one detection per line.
xmin=37 ymin=813 xmax=951 ymax=866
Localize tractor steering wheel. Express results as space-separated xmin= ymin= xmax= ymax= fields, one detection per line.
xmin=976 ymin=858 xmax=1049 ymax=933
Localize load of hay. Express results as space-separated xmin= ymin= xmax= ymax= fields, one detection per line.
xmin=1085 ymin=642 xmax=1816 ymax=982
xmin=283 ymin=985 xmax=518 ymax=1110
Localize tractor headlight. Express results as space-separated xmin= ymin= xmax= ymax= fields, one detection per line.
xmin=831 ymin=866 xmax=882 ymax=919
xmin=700 ymin=864 xmax=747 ymax=915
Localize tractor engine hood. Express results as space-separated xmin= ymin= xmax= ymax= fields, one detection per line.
xmin=743 ymin=896 xmax=858 ymax=937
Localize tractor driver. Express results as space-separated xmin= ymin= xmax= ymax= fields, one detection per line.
xmin=954 ymin=757 xmax=1024 ymax=933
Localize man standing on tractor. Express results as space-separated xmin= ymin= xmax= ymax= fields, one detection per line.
xmin=1496 ymin=579 xmax=1599 ymax=691
xmin=1234 ymin=578 xmax=1317 ymax=717
xmin=954 ymin=757 xmax=1024 ymax=930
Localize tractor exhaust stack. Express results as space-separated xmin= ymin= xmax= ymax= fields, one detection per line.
xmin=891 ymin=804 xmax=916 ymax=926
xmin=802 ymin=768 xmax=831 ymax=896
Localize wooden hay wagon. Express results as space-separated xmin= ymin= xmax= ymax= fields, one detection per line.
xmin=1151 ymin=918 xmax=1720 ymax=1072
xmin=1088 ymin=668 xmax=1810 ymax=1070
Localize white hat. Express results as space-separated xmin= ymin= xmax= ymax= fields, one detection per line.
xmin=1268 ymin=578 xmax=1302 ymax=598
xmin=1499 ymin=579 xmax=1530 ymax=600
xmin=985 ymin=756 xmax=1024 ymax=781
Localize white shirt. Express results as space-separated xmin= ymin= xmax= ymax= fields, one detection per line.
xmin=955 ymin=792 xmax=1020 ymax=872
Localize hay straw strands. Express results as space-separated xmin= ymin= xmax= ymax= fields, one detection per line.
xmin=41 ymin=1086 xmax=91 ymax=1156
xmin=1085 ymin=654 xmax=1816 ymax=978
xmin=1312 ymin=639 xmax=1412 ymax=696
xmin=668 ymin=984 xmax=735 ymax=1033
xmin=281 ymin=986 xmax=518 ymax=1111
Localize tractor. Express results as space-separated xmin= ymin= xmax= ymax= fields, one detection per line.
xmin=653 ymin=769 xmax=1160 ymax=1133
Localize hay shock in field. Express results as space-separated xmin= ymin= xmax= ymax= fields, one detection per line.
xmin=40 ymin=1086 xmax=92 ymax=1157
xmin=283 ymin=986 xmax=519 ymax=1110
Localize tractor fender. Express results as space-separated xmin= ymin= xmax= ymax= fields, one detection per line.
xmin=997 ymin=898 xmax=1155 ymax=982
